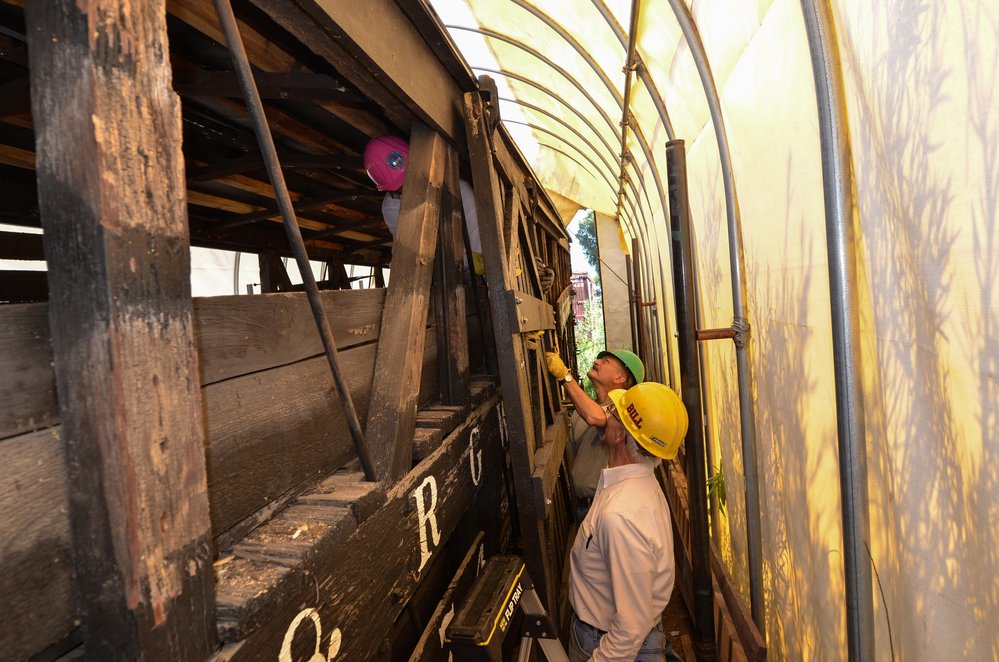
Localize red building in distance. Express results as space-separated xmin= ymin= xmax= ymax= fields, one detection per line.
xmin=570 ymin=271 xmax=597 ymax=321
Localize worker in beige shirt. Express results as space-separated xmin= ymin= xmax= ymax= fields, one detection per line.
xmin=546 ymin=349 xmax=644 ymax=519
xmin=568 ymin=382 xmax=688 ymax=661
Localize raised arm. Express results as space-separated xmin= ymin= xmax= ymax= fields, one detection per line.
xmin=546 ymin=352 xmax=609 ymax=426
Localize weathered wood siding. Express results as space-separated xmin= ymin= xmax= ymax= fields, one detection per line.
xmin=214 ymin=396 xmax=506 ymax=660
xmin=0 ymin=288 xmax=440 ymax=659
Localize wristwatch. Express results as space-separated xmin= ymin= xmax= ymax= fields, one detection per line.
xmin=562 ymin=373 xmax=573 ymax=382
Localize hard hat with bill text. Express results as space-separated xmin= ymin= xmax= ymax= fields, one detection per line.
xmin=608 ymin=382 xmax=688 ymax=459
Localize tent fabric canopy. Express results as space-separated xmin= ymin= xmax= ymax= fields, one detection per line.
xmin=427 ymin=1 xmax=999 ymax=660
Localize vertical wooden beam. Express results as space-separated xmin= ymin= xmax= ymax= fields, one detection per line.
xmin=258 ymin=249 xmax=293 ymax=292
xmin=25 ymin=2 xmax=215 ymax=659
xmin=462 ymin=91 xmax=556 ymax=614
xmin=324 ymin=256 xmax=352 ymax=290
xmin=365 ymin=122 xmax=447 ymax=481
xmin=434 ymin=148 xmax=470 ymax=408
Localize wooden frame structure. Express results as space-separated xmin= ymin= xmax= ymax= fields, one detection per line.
xmin=0 ymin=0 xmax=577 ymax=659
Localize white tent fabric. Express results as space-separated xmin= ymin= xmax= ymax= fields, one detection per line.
xmin=429 ymin=0 xmax=999 ymax=659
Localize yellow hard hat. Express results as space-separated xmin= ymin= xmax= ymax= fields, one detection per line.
xmin=608 ymin=383 xmax=689 ymax=459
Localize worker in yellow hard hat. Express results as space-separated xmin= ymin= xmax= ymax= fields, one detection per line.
xmin=567 ymin=381 xmax=688 ymax=662
xmin=546 ymin=349 xmax=644 ymax=520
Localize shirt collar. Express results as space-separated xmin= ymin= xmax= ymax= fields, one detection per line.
xmin=598 ymin=462 xmax=655 ymax=488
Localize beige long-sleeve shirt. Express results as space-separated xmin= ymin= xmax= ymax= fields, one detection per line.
xmin=568 ymin=463 xmax=675 ymax=661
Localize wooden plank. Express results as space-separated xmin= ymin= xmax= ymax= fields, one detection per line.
xmin=555 ymin=284 xmax=573 ymax=328
xmin=25 ymin=1 xmax=215 ymax=657
xmin=257 ymin=249 xmax=293 ymax=293
xmin=0 ymin=292 xmax=385 ymax=442
xmin=217 ymin=397 xmax=504 ymax=658
xmin=415 ymin=405 xmax=466 ymax=432
xmin=0 ymin=303 xmax=57 ymax=440
xmin=0 ymin=143 xmax=35 ymax=170
xmin=192 ymin=288 xmax=384 ymax=385
xmin=205 ymin=327 xmax=440 ymax=539
xmin=204 ymin=345 xmax=371 ymax=540
xmin=167 ymin=0 xmax=295 ymax=71
xmin=663 ymin=461 xmax=766 ymax=662
xmin=242 ymin=0 xmax=413 ymax=130
xmin=413 ymin=427 xmax=445 ymax=462
xmin=0 ymin=427 xmax=76 ymax=661
xmin=168 ymin=0 xmax=389 ymax=137
xmin=463 ymin=90 xmax=556 ymax=615
xmin=172 ymin=70 xmax=356 ymax=101
xmin=434 ymin=147 xmax=471 ymax=408
xmin=265 ymin=0 xmax=463 ymax=141
xmin=532 ymin=414 xmax=570 ymax=508
xmin=365 ymin=122 xmax=447 ymax=481
xmin=711 ymin=541 xmax=766 ymax=662
xmin=409 ymin=532 xmax=486 ymax=662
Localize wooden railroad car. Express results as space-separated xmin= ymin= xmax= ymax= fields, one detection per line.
xmin=0 ymin=1 xmax=579 ymax=659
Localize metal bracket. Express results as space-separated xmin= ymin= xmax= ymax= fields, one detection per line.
xmin=732 ymin=315 xmax=751 ymax=349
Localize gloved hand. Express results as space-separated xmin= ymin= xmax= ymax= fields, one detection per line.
xmin=545 ymin=352 xmax=569 ymax=380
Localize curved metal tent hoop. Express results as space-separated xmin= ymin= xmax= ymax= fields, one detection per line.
xmin=799 ymin=0 xmax=874 ymax=658
xmin=620 ymin=176 xmax=652 ymax=241
xmin=509 ymin=0 xmax=625 ymax=108
xmin=492 ymin=87 xmax=659 ymax=239
xmin=482 ymin=66 xmax=614 ymax=154
xmin=589 ymin=0 xmax=676 ymax=140
xmin=503 ymin=119 xmax=621 ymax=200
xmin=498 ymin=96 xmax=620 ymax=184
xmin=509 ymin=0 xmax=635 ymax=221
xmin=594 ymin=0 xmax=680 ymax=385
xmin=665 ymin=0 xmax=765 ymax=634
xmin=495 ymin=3 xmax=673 ymax=240
xmin=507 ymin=128 xmax=645 ymax=236
xmin=447 ymin=26 xmax=619 ymax=134
xmin=475 ymin=66 xmax=618 ymax=154
xmin=446 ymin=24 xmax=670 ymax=239
xmin=591 ymin=0 xmax=681 ymax=379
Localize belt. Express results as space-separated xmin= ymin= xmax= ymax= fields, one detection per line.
xmin=573 ymin=613 xmax=606 ymax=636
xmin=574 ymin=496 xmax=593 ymax=509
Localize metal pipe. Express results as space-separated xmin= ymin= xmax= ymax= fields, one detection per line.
xmin=591 ymin=0 xmax=680 ymax=387
xmin=625 ymin=254 xmax=640 ymax=352
xmin=631 ymin=237 xmax=650 ymax=365
xmin=697 ymin=328 xmax=738 ymax=342
xmin=665 ymin=0 xmax=765 ymax=631
xmin=799 ymin=1 xmax=875 ymax=658
xmin=213 ymin=0 xmax=375 ymax=481
xmin=590 ymin=0 xmax=676 ymax=140
xmin=665 ymin=139 xmax=716 ymax=661
xmin=617 ymin=0 xmax=642 ymax=222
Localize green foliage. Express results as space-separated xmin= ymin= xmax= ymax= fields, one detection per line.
xmin=575 ymin=210 xmax=600 ymax=286
xmin=574 ymin=299 xmax=604 ymax=399
xmin=707 ymin=464 xmax=727 ymax=514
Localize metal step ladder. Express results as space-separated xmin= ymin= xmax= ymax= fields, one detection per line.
xmin=446 ymin=555 xmax=570 ymax=662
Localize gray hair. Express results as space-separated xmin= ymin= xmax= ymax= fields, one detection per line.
xmin=625 ymin=433 xmax=662 ymax=468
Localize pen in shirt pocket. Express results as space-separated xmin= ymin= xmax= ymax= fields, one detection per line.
xmin=586 ymin=533 xmax=593 ymax=549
